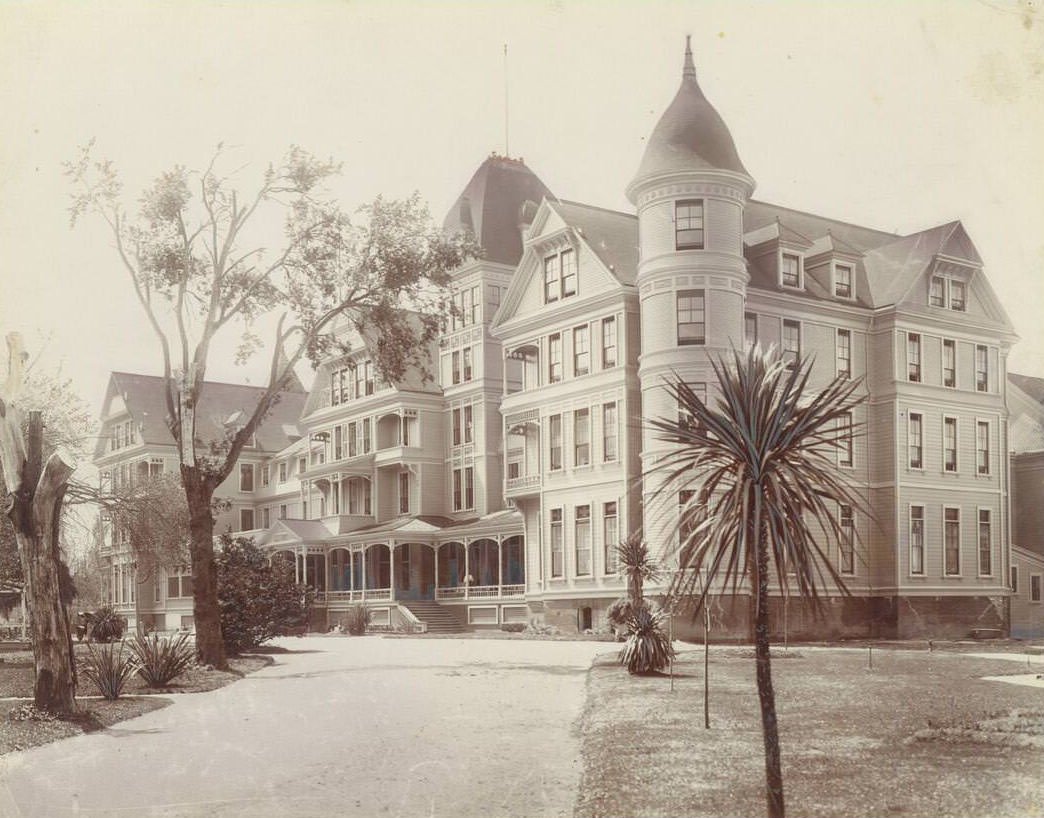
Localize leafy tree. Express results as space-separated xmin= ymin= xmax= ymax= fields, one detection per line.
xmin=67 ymin=144 xmax=476 ymax=668
xmin=648 ymin=346 xmax=865 ymax=818
xmin=215 ymin=535 xmax=309 ymax=654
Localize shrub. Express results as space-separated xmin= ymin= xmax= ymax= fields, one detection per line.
xmin=619 ymin=607 xmax=676 ymax=675
xmin=345 ymin=604 xmax=371 ymax=636
xmin=216 ymin=535 xmax=311 ymax=654
xmin=82 ymin=641 xmax=138 ymax=699
xmin=130 ymin=632 xmax=195 ymax=687
xmin=606 ymin=597 xmax=645 ymax=633
xmin=500 ymin=622 xmax=526 ymax=633
xmin=89 ymin=606 xmax=127 ymax=643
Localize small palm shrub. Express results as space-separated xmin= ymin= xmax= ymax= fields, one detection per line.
xmin=345 ymin=604 xmax=371 ymax=636
xmin=130 ymin=632 xmax=195 ymax=687
xmin=619 ymin=607 xmax=675 ymax=675
xmin=82 ymin=641 xmax=138 ymax=699
xmin=89 ymin=606 xmax=127 ymax=643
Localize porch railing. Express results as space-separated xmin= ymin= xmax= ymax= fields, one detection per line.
xmin=435 ymin=584 xmax=525 ymax=600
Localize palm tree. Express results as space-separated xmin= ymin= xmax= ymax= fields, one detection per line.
xmin=616 ymin=532 xmax=660 ymax=607
xmin=647 ymin=346 xmax=865 ymax=818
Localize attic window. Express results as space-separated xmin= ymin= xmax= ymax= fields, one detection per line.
xmin=675 ymin=200 xmax=704 ymax=250
xmin=543 ymin=249 xmax=578 ymax=304
xmin=929 ymin=275 xmax=967 ymax=312
xmin=780 ymin=254 xmax=802 ymax=289
xmin=834 ymin=265 xmax=853 ymax=299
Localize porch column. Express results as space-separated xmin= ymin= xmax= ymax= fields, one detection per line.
xmin=434 ymin=545 xmax=440 ymax=600
xmin=464 ymin=537 xmax=470 ymax=600
xmin=350 ymin=549 xmax=355 ymax=593
xmin=390 ymin=540 xmax=396 ymax=601
xmin=323 ymin=550 xmax=330 ymax=595
xmin=497 ymin=535 xmax=503 ymax=598
xmin=361 ymin=546 xmax=367 ymax=601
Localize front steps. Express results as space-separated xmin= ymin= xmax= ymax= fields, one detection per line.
xmin=400 ymin=600 xmax=465 ymax=634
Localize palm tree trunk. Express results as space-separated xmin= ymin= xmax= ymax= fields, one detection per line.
xmin=753 ymin=489 xmax=785 ymax=818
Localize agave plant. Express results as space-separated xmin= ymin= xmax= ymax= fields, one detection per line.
xmin=130 ymin=632 xmax=196 ymax=687
xmin=647 ymin=345 xmax=865 ymax=818
xmin=81 ymin=641 xmax=139 ymax=700
xmin=619 ymin=606 xmax=675 ymax=675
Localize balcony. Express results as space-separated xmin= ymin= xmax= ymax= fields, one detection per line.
xmin=505 ymin=473 xmax=542 ymax=498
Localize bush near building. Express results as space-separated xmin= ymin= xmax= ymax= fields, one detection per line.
xmin=216 ymin=535 xmax=310 ymax=655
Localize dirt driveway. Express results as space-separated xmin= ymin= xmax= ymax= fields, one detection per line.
xmin=0 ymin=636 xmax=614 ymax=818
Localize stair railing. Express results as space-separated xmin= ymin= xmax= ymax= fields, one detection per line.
xmin=396 ymin=604 xmax=428 ymax=634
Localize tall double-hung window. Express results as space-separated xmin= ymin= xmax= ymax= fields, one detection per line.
xmin=976 ymin=421 xmax=990 ymax=475
xmin=782 ymin=320 xmax=800 ymax=369
xmin=837 ymin=329 xmax=852 ymax=379
xmin=677 ymin=290 xmax=706 ymax=346
xmin=574 ymin=505 xmax=592 ymax=576
xmin=601 ymin=317 xmax=617 ymax=368
xmin=550 ymin=509 xmax=564 ymax=578
xmin=573 ymin=326 xmax=590 ymax=376
xmin=975 ymin=345 xmax=989 ymax=392
xmin=675 ymin=199 xmax=704 ymax=250
xmin=907 ymin=333 xmax=922 ymax=383
xmin=574 ymin=408 xmax=590 ymax=467
xmin=548 ymin=334 xmax=563 ymax=383
xmin=944 ymin=507 xmax=961 ymax=575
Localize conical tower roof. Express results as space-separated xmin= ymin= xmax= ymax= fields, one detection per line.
xmin=629 ymin=37 xmax=748 ymax=193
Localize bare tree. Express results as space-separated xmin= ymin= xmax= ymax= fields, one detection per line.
xmin=66 ymin=144 xmax=476 ymax=667
xmin=0 ymin=334 xmax=77 ymax=713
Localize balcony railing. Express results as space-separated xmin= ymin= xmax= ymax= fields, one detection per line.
xmin=505 ymin=473 xmax=541 ymax=496
xmin=435 ymin=584 xmax=525 ymax=600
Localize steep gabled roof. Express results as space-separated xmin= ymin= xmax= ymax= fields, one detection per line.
xmin=862 ymin=221 xmax=972 ymax=306
xmin=1010 ymin=373 xmax=1044 ymax=405
xmin=97 ymin=372 xmax=306 ymax=459
xmin=549 ymin=200 xmax=639 ymax=285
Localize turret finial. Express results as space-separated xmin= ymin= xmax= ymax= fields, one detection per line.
xmin=683 ymin=35 xmax=696 ymax=79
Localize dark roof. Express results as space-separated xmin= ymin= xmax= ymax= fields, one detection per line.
xmin=630 ymin=41 xmax=748 ymax=187
xmin=550 ymin=200 xmax=639 ymax=285
xmin=443 ymin=155 xmax=555 ymax=266
xmin=98 ymin=372 xmax=306 ymax=458
xmin=745 ymin=200 xmax=897 ymax=254
xmin=1010 ymin=373 xmax=1044 ymax=404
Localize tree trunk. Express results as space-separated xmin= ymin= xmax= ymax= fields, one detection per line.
xmin=753 ymin=492 xmax=785 ymax=818
xmin=7 ymin=414 xmax=77 ymax=713
xmin=183 ymin=473 xmax=227 ymax=669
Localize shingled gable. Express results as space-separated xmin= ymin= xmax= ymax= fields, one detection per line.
xmin=96 ymin=372 xmax=306 ymax=460
xmin=491 ymin=198 xmax=637 ymax=331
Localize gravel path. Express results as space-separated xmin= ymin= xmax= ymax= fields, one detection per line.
xmin=0 ymin=636 xmax=613 ymax=818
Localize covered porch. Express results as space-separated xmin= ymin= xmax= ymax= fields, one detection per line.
xmin=272 ymin=533 xmax=525 ymax=605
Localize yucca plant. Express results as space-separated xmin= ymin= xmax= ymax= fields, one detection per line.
xmin=81 ymin=641 xmax=139 ymax=700
xmin=345 ymin=604 xmax=371 ymax=636
xmin=648 ymin=345 xmax=865 ymax=818
xmin=130 ymin=632 xmax=195 ymax=687
xmin=88 ymin=606 xmax=127 ymax=643
xmin=616 ymin=533 xmax=660 ymax=606
xmin=619 ymin=606 xmax=675 ymax=675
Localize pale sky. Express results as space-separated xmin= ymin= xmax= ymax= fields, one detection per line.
xmin=2 ymin=0 xmax=1043 ymax=434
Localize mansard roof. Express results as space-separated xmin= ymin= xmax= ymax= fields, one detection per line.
xmin=96 ymin=372 xmax=307 ymax=460
xmin=443 ymin=154 xmax=555 ymax=266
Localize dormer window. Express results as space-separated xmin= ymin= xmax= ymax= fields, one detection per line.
xmin=781 ymin=253 xmax=802 ymax=289
xmin=675 ymin=200 xmax=704 ymax=250
xmin=543 ymin=248 xmax=577 ymax=304
xmin=929 ymin=275 xmax=967 ymax=312
xmin=834 ymin=264 xmax=853 ymax=299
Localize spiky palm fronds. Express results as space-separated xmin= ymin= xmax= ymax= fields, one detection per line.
xmin=615 ymin=532 xmax=660 ymax=604
xmin=649 ymin=345 xmax=867 ymax=616
xmin=619 ymin=607 xmax=675 ymax=675
xmin=646 ymin=344 xmax=868 ymax=818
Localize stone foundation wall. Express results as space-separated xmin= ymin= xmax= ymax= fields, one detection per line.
xmin=894 ymin=595 xmax=1008 ymax=639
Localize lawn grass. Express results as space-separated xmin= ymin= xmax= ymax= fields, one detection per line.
xmin=575 ymin=647 xmax=1044 ymax=818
